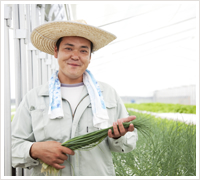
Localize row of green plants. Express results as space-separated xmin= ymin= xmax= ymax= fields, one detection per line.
xmin=112 ymin=110 xmax=196 ymax=176
xmin=125 ymin=103 xmax=196 ymax=114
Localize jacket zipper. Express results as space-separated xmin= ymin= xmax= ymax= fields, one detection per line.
xmin=64 ymin=93 xmax=89 ymax=176
xmin=73 ymin=93 xmax=89 ymax=119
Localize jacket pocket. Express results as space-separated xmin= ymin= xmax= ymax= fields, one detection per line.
xmin=31 ymin=106 xmax=62 ymax=142
xmin=105 ymin=101 xmax=117 ymax=109
xmin=104 ymin=101 xmax=117 ymax=126
xmin=87 ymin=101 xmax=117 ymax=132
xmin=31 ymin=108 xmax=46 ymax=142
xmin=86 ymin=104 xmax=99 ymax=133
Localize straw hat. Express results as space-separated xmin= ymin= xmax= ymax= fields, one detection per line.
xmin=31 ymin=20 xmax=117 ymax=55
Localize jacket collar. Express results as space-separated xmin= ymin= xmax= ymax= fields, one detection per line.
xmin=38 ymin=81 xmax=104 ymax=97
xmin=38 ymin=81 xmax=49 ymax=96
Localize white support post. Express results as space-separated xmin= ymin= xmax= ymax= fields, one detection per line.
xmin=13 ymin=4 xmax=22 ymax=108
xmin=31 ymin=4 xmax=39 ymax=88
xmin=47 ymin=54 xmax=52 ymax=80
xmin=13 ymin=5 xmax=23 ymax=176
xmin=12 ymin=4 xmax=23 ymax=176
xmin=36 ymin=6 xmax=43 ymax=86
xmin=38 ymin=53 xmax=42 ymax=86
xmin=65 ymin=4 xmax=72 ymax=21
xmin=39 ymin=52 xmax=48 ymax=84
xmin=51 ymin=55 xmax=56 ymax=73
xmin=4 ymin=4 xmax=12 ymax=176
xmin=62 ymin=4 xmax=67 ymax=20
xmin=40 ymin=4 xmax=45 ymax=24
xmin=26 ymin=5 xmax=33 ymax=91
xmin=18 ymin=4 xmax=27 ymax=97
xmin=43 ymin=59 xmax=48 ymax=84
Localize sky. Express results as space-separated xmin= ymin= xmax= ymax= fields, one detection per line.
xmin=6 ymin=1 xmax=199 ymax=98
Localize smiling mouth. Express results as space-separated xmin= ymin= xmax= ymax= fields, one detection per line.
xmin=68 ymin=63 xmax=80 ymax=67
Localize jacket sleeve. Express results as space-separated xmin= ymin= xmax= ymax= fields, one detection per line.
xmin=11 ymin=94 xmax=39 ymax=169
xmin=107 ymin=91 xmax=138 ymax=153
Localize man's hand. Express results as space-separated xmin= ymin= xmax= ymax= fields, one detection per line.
xmin=30 ymin=141 xmax=75 ymax=170
xmin=108 ymin=115 xmax=136 ymax=139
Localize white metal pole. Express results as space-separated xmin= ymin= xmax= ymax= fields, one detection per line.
xmin=36 ymin=6 xmax=42 ymax=86
xmin=40 ymin=4 xmax=45 ymax=24
xmin=13 ymin=4 xmax=23 ymax=176
xmin=62 ymin=4 xmax=67 ymax=20
xmin=66 ymin=4 xmax=72 ymax=20
xmin=26 ymin=4 xmax=33 ymax=91
xmin=4 ymin=4 xmax=12 ymax=176
xmin=31 ymin=4 xmax=39 ymax=88
xmin=13 ymin=4 xmax=22 ymax=107
xmin=40 ymin=52 xmax=48 ymax=84
xmin=51 ymin=55 xmax=57 ymax=74
xmin=42 ymin=58 xmax=48 ymax=84
xmin=40 ymin=5 xmax=48 ymax=85
xmin=19 ymin=4 xmax=27 ymax=96
xmin=38 ymin=57 xmax=42 ymax=86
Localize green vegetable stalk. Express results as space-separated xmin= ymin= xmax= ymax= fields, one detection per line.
xmin=40 ymin=115 xmax=152 ymax=175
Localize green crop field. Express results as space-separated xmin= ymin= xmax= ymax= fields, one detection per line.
xmin=112 ymin=110 xmax=196 ymax=176
xmin=125 ymin=103 xmax=196 ymax=114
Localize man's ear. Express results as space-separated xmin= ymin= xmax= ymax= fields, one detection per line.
xmin=54 ymin=46 xmax=58 ymax=58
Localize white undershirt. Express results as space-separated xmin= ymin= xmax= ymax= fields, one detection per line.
xmin=61 ymin=82 xmax=85 ymax=113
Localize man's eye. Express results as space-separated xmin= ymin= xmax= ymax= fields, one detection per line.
xmin=65 ymin=48 xmax=72 ymax=50
xmin=81 ymin=50 xmax=88 ymax=53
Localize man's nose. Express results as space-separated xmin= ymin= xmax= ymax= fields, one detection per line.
xmin=71 ymin=50 xmax=79 ymax=60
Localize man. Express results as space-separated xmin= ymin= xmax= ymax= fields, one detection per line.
xmin=11 ymin=20 xmax=138 ymax=176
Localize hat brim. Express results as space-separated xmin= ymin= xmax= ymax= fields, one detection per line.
xmin=31 ymin=21 xmax=117 ymax=55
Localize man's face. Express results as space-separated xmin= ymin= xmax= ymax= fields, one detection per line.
xmin=54 ymin=36 xmax=91 ymax=84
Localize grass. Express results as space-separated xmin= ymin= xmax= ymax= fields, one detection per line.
xmin=125 ymin=103 xmax=196 ymax=114
xmin=112 ymin=110 xmax=196 ymax=176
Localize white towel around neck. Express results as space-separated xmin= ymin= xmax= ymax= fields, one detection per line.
xmin=48 ymin=69 xmax=109 ymax=129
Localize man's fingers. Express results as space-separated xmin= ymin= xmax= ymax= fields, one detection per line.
xmin=126 ymin=115 xmax=136 ymax=122
xmin=108 ymin=116 xmax=136 ymax=139
xmin=108 ymin=129 xmax=114 ymax=138
xmin=117 ymin=119 xmax=126 ymax=136
xmin=61 ymin=146 xmax=75 ymax=156
xmin=55 ymin=158 xmax=65 ymax=165
xmin=59 ymin=153 xmax=68 ymax=161
xmin=122 ymin=115 xmax=136 ymax=123
xmin=108 ymin=129 xmax=112 ymax=137
xmin=112 ymin=122 xmax=120 ymax=137
xmin=53 ymin=163 xmax=65 ymax=170
xmin=128 ymin=124 xmax=134 ymax=132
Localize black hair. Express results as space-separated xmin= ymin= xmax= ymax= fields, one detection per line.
xmin=55 ymin=37 xmax=93 ymax=55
